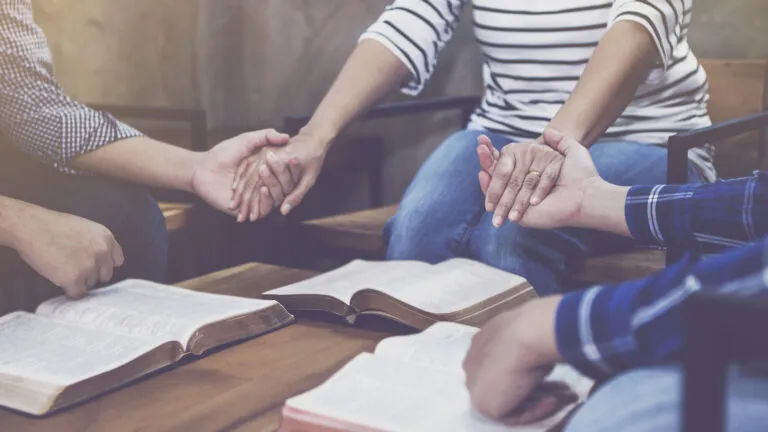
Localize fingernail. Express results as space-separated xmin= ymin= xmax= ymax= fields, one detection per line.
xmin=282 ymin=204 xmax=292 ymax=214
xmin=249 ymin=213 xmax=256 ymax=222
xmin=510 ymin=211 xmax=519 ymax=221
xmin=259 ymin=164 xmax=269 ymax=176
xmin=493 ymin=216 xmax=502 ymax=227
xmin=530 ymin=197 xmax=540 ymax=205
xmin=267 ymin=151 xmax=277 ymax=162
xmin=229 ymin=199 xmax=236 ymax=209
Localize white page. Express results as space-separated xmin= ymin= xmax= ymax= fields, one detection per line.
xmin=375 ymin=258 xmax=528 ymax=314
xmin=263 ymin=260 xmax=430 ymax=304
xmin=374 ymin=321 xmax=478 ymax=371
xmin=0 ymin=312 xmax=163 ymax=387
xmin=37 ymin=279 xmax=281 ymax=345
xmin=287 ymin=353 xmax=575 ymax=432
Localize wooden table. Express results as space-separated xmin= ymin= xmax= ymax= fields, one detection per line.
xmin=1 ymin=263 xmax=402 ymax=432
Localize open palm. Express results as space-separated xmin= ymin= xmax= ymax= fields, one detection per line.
xmin=478 ymin=130 xmax=601 ymax=230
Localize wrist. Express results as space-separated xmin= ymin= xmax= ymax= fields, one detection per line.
xmin=300 ymin=122 xmax=336 ymax=152
xmin=0 ymin=197 xmax=48 ymax=250
xmin=186 ymin=151 xmax=208 ymax=194
xmin=512 ymin=296 xmax=563 ymax=368
xmin=579 ymin=180 xmax=631 ymax=237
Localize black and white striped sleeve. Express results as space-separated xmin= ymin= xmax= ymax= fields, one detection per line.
xmin=359 ymin=0 xmax=468 ymax=95
xmin=0 ymin=0 xmax=142 ymax=173
xmin=610 ymin=0 xmax=688 ymax=69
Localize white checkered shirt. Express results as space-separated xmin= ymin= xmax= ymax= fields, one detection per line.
xmin=0 ymin=0 xmax=142 ymax=172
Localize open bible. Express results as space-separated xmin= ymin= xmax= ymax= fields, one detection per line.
xmin=263 ymin=259 xmax=536 ymax=329
xmin=0 ymin=279 xmax=293 ymax=416
xmin=280 ymin=322 xmax=593 ymax=432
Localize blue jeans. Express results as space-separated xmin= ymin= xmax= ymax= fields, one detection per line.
xmin=384 ymin=129 xmax=702 ymax=294
xmin=0 ymin=150 xmax=167 ymax=313
xmin=566 ymin=366 xmax=768 ymax=432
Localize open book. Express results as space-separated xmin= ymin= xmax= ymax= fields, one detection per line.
xmin=0 ymin=279 xmax=293 ymax=416
xmin=263 ymin=259 xmax=536 ymax=329
xmin=280 ymin=322 xmax=593 ymax=432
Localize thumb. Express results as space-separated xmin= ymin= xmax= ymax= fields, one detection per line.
xmin=477 ymin=135 xmax=498 ymax=174
xmin=239 ymin=129 xmax=291 ymax=153
xmin=542 ymin=129 xmax=588 ymax=157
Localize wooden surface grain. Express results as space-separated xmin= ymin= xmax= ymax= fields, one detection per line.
xmin=0 ymin=263 xmax=397 ymax=432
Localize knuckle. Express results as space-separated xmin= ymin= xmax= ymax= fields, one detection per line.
xmin=507 ymin=177 xmax=522 ymax=191
xmin=523 ymin=175 xmax=539 ymax=188
xmin=544 ymin=170 xmax=558 ymax=182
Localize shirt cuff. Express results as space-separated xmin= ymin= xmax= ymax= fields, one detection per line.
xmin=625 ymin=184 xmax=695 ymax=248
xmin=57 ymin=111 xmax=144 ymax=173
xmin=555 ymin=288 xmax=612 ymax=381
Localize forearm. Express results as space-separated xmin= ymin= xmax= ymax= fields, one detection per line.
xmin=301 ymin=39 xmax=410 ymax=148
xmin=556 ymin=238 xmax=768 ymax=380
xmin=0 ymin=195 xmax=47 ymax=249
xmin=575 ymin=181 xmax=632 ymax=238
xmin=69 ymin=136 xmax=202 ymax=192
xmin=547 ymin=21 xmax=657 ymax=147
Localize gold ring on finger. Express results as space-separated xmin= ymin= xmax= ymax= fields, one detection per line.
xmin=527 ymin=170 xmax=542 ymax=177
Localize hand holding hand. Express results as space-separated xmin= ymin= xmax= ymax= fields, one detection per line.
xmin=14 ymin=208 xmax=124 ymax=299
xmin=479 ymin=137 xmax=564 ymax=227
xmin=231 ymin=130 xmax=328 ymax=220
xmin=477 ymin=130 xmax=602 ymax=230
xmin=190 ymin=129 xmax=290 ymax=215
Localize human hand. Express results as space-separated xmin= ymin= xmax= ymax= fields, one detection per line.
xmin=14 ymin=207 xmax=124 ymax=299
xmin=463 ymin=296 xmax=574 ymax=422
xmin=229 ymin=147 xmax=302 ymax=222
xmin=190 ymin=129 xmax=290 ymax=215
xmin=479 ymin=137 xmax=564 ymax=227
xmin=477 ymin=130 xmax=602 ymax=230
xmin=231 ymin=130 xmax=328 ymax=220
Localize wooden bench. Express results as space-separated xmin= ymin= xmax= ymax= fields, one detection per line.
xmin=295 ymin=59 xmax=768 ymax=283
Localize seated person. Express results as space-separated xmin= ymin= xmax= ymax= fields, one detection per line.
xmin=463 ymin=129 xmax=767 ymax=432
xmin=231 ymin=0 xmax=714 ymax=295
xmin=0 ymin=0 xmax=289 ymax=311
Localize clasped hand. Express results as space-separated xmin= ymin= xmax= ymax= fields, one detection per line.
xmin=477 ymin=130 xmax=601 ymax=230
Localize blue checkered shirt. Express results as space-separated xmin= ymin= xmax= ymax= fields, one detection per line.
xmin=0 ymin=0 xmax=142 ymax=172
xmin=556 ymin=172 xmax=768 ymax=380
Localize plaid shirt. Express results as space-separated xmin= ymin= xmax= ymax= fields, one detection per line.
xmin=0 ymin=0 xmax=141 ymax=172
xmin=556 ymin=172 xmax=768 ymax=380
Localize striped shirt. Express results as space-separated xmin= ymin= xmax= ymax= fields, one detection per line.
xmin=556 ymin=172 xmax=768 ymax=380
xmin=0 ymin=0 xmax=142 ymax=173
xmin=361 ymin=0 xmax=716 ymax=182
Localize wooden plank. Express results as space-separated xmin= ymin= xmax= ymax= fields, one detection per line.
xmin=569 ymin=250 xmax=666 ymax=285
xmin=158 ymin=202 xmax=192 ymax=232
xmin=0 ymin=263 xmax=395 ymax=432
xmin=300 ymin=205 xmax=397 ymax=254
xmin=699 ymin=59 xmax=768 ymax=178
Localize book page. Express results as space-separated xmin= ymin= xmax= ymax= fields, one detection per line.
xmin=286 ymin=353 xmax=571 ymax=432
xmin=36 ymin=280 xmax=281 ymax=346
xmin=374 ymin=322 xmax=477 ymax=372
xmin=0 ymin=312 xmax=164 ymax=387
xmin=375 ymin=258 xmax=528 ymax=314
xmin=263 ymin=260 xmax=431 ymax=304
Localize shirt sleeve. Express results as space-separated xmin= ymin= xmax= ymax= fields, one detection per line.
xmin=609 ymin=0 xmax=688 ymax=69
xmin=359 ymin=0 xmax=468 ymax=96
xmin=625 ymin=172 xmax=768 ymax=253
xmin=0 ymin=0 xmax=142 ymax=172
xmin=556 ymin=238 xmax=768 ymax=381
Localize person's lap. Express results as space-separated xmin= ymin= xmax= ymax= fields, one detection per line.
xmin=0 ymin=149 xmax=167 ymax=313
xmin=565 ymin=365 xmax=768 ymax=432
xmin=384 ymin=128 xmax=702 ymax=294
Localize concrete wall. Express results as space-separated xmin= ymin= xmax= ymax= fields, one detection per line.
xmin=33 ymin=0 xmax=768 ymax=203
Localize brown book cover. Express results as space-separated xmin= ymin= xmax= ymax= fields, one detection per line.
xmin=263 ymin=259 xmax=536 ymax=330
xmin=0 ymin=280 xmax=293 ymax=416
